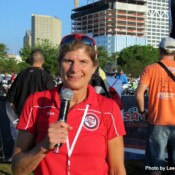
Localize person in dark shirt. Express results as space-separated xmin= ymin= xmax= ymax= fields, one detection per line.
xmin=6 ymin=49 xmax=55 ymax=116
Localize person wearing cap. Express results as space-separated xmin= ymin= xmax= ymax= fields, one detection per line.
xmin=104 ymin=62 xmax=123 ymax=97
xmin=136 ymin=36 xmax=175 ymax=175
xmin=11 ymin=34 xmax=126 ymax=175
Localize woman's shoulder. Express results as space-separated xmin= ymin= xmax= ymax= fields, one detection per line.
xmin=96 ymin=93 xmax=116 ymax=107
xmin=32 ymin=86 xmax=57 ymax=99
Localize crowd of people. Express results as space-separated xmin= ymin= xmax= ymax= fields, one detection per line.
xmin=0 ymin=65 xmax=137 ymax=98
xmin=0 ymin=73 xmax=16 ymax=96
xmin=0 ymin=33 xmax=175 ymax=175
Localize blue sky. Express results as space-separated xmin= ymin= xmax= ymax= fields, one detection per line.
xmin=0 ymin=0 xmax=86 ymax=54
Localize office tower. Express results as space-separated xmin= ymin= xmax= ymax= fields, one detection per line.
xmin=71 ymin=0 xmax=169 ymax=54
xmin=23 ymin=30 xmax=32 ymax=48
xmin=32 ymin=14 xmax=62 ymax=47
xmin=71 ymin=0 xmax=147 ymax=54
xmin=146 ymin=0 xmax=169 ymax=47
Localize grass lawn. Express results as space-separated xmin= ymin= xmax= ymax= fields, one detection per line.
xmin=0 ymin=162 xmax=33 ymax=175
xmin=0 ymin=163 xmax=11 ymax=175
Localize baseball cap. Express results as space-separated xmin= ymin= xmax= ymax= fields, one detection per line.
xmin=159 ymin=37 xmax=175 ymax=54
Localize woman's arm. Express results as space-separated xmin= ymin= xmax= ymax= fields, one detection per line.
xmin=11 ymin=131 xmax=48 ymax=175
xmin=11 ymin=121 xmax=72 ymax=175
xmin=107 ymin=136 xmax=126 ymax=175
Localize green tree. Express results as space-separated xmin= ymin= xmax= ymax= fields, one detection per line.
xmin=97 ymin=46 xmax=113 ymax=69
xmin=0 ymin=59 xmax=19 ymax=73
xmin=19 ymin=45 xmax=33 ymax=62
xmin=19 ymin=39 xmax=59 ymax=76
xmin=111 ymin=51 xmax=119 ymax=61
xmin=0 ymin=43 xmax=8 ymax=58
xmin=35 ymin=39 xmax=59 ymax=76
xmin=19 ymin=42 xmax=114 ymax=76
xmin=16 ymin=61 xmax=30 ymax=73
xmin=117 ymin=45 xmax=159 ymax=77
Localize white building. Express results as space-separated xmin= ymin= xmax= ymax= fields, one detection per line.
xmin=146 ymin=0 xmax=169 ymax=47
xmin=31 ymin=14 xmax=62 ymax=47
xmin=7 ymin=54 xmax=22 ymax=63
xmin=23 ymin=30 xmax=32 ymax=48
xmin=71 ymin=0 xmax=169 ymax=55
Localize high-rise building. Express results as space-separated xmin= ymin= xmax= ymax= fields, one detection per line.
xmin=31 ymin=14 xmax=62 ymax=47
xmin=23 ymin=30 xmax=32 ymax=48
xmin=71 ymin=0 xmax=169 ymax=54
xmin=146 ymin=0 xmax=169 ymax=47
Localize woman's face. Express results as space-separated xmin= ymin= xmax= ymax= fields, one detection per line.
xmin=60 ymin=48 xmax=97 ymax=91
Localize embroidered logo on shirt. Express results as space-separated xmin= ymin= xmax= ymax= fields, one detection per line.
xmin=47 ymin=112 xmax=55 ymax=116
xmin=83 ymin=114 xmax=99 ymax=130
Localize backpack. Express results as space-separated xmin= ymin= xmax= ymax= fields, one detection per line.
xmin=90 ymin=73 xmax=109 ymax=97
xmin=107 ymin=78 xmax=124 ymax=110
xmin=90 ymin=73 xmax=124 ymax=110
xmin=108 ymin=86 xmax=124 ymax=110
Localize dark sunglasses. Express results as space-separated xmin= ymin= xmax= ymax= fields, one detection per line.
xmin=60 ymin=34 xmax=96 ymax=47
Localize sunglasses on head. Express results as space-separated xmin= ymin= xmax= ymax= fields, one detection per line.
xmin=60 ymin=34 xmax=96 ymax=47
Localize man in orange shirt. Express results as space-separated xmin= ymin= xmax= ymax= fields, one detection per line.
xmin=136 ymin=37 xmax=175 ymax=175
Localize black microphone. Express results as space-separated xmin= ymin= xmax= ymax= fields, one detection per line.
xmin=53 ymin=88 xmax=73 ymax=154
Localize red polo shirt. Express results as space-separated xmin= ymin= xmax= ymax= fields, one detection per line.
xmin=17 ymin=85 xmax=126 ymax=175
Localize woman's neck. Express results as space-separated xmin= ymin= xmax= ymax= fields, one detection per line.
xmin=70 ymin=88 xmax=88 ymax=108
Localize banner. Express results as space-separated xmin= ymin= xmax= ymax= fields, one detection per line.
xmin=122 ymin=96 xmax=148 ymax=160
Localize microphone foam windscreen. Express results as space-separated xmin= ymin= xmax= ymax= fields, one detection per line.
xmin=61 ymin=88 xmax=73 ymax=101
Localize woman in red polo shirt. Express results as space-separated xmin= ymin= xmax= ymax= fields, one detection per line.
xmin=11 ymin=34 xmax=126 ymax=175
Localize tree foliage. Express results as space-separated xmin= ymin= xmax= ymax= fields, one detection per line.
xmin=0 ymin=43 xmax=8 ymax=58
xmin=34 ymin=39 xmax=59 ymax=76
xmin=0 ymin=41 xmax=159 ymax=79
xmin=19 ymin=39 xmax=59 ymax=76
xmin=0 ymin=59 xmax=18 ymax=73
xmin=117 ymin=45 xmax=159 ymax=77
xmin=97 ymin=46 xmax=113 ymax=69
xmin=19 ymin=45 xmax=33 ymax=62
